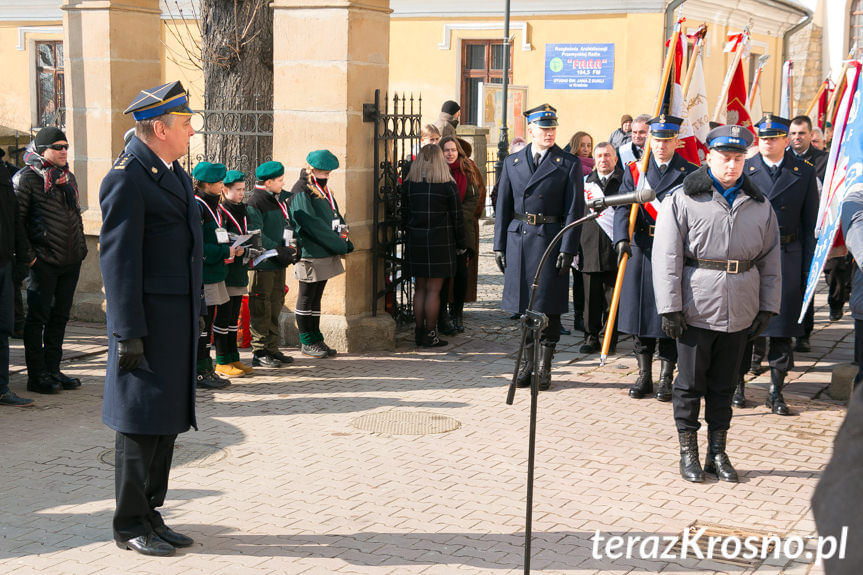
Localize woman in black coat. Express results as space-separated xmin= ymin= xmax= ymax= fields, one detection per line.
xmin=402 ymin=144 xmax=465 ymax=347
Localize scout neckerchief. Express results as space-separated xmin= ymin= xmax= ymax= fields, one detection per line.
xmin=219 ymin=203 xmax=247 ymax=234
xmin=311 ymin=175 xmax=337 ymax=215
xmin=628 ymin=162 xmax=662 ymax=222
xmin=195 ymin=194 xmax=222 ymax=226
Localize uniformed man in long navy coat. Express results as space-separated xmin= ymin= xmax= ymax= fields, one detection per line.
xmin=494 ymin=104 xmax=584 ymax=391
xmin=99 ymin=82 xmax=204 ymax=556
xmin=613 ymin=116 xmax=698 ymax=402
xmin=739 ymin=114 xmax=818 ymax=415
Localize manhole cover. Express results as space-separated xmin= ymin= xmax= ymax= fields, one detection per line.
xmin=98 ymin=442 xmax=228 ymax=468
xmin=351 ymin=410 xmax=461 ymax=435
xmin=668 ymin=522 xmax=782 ymax=567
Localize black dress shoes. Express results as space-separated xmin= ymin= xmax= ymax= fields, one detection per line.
xmin=53 ymin=371 xmax=81 ymax=390
xmin=251 ymin=353 xmax=281 ymax=368
xmin=268 ymin=350 xmax=294 ymax=365
xmin=116 ymin=533 xmax=175 ymax=556
xmin=154 ymin=525 xmax=194 ymax=548
xmin=27 ymin=373 xmax=60 ymax=394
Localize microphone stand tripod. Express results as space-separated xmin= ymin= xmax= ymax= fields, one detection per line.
xmin=505 ymin=211 xmax=600 ymax=575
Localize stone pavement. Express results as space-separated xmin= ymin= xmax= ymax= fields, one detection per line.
xmin=0 ymin=223 xmax=853 ymax=574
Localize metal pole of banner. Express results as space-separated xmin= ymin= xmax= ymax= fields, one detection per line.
xmin=494 ymin=0 xmax=512 ymax=186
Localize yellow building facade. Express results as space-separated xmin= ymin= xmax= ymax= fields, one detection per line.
xmin=0 ymin=1 xmax=819 ymax=159
xmin=388 ymin=2 xmax=807 ymax=148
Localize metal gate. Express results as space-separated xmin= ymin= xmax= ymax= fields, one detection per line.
xmin=364 ymin=90 xmax=422 ymax=324
xmin=183 ymin=108 xmax=273 ymax=178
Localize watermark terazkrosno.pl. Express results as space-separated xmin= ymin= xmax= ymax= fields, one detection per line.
xmin=591 ymin=527 xmax=848 ymax=562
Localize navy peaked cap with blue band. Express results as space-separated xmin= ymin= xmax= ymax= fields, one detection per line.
xmin=124 ymin=81 xmax=193 ymax=121
xmin=756 ymin=114 xmax=790 ymax=137
xmin=706 ymin=125 xmax=754 ymax=153
xmin=524 ymin=104 xmax=558 ymax=127
xmin=648 ymin=114 xmax=683 ymax=139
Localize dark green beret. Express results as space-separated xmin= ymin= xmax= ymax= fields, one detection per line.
xmin=223 ymin=170 xmax=245 ymax=185
xmin=192 ymin=162 xmax=226 ymax=183
xmin=255 ymin=161 xmax=284 ymax=181
xmin=306 ymin=150 xmax=339 ymax=171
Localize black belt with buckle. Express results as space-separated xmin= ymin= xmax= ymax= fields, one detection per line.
xmin=780 ymin=232 xmax=798 ymax=244
xmin=638 ymin=224 xmax=656 ymax=237
xmin=514 ymin=212 xmax=562 ymax=225
xmin=685 ymin=257 xmax=754 ymax=274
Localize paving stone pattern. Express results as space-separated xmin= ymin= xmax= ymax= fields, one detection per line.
xmin=0 ymin=222 xmax=850 ymax=574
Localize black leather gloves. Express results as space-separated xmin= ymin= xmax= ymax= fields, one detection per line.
xmin=198 ymin=316 xmax=206 ymax=334
xmin=275 ymin=246 xmax=298 ymax=266
xmin=494 ymin=251 xmax=506 ymax=273
xmin=118 ymin=338 xmax=144 ymax=371
xmin=615 ymin=240 xmax=632 ymax=266
xmin=556 ymin=253 xmax=574 ymax=277
xmin=748 ymin=311 xmax=774 ymax=341
xmin=661 ymin=312 xmax=687 ymax=339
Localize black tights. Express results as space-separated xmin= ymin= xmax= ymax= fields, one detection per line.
xmin=415 ymin=277 xmax=444 ymax=330
xmin=440 ymin=253 xmax=468 ymax=316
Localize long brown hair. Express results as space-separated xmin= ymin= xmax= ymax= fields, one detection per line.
xmin=438 ymin=135 xmax=484 ymax=189
xmin=568 ymin=131 xmax=593 ymax=158
xmin=407 ymin=144 xmax=453 ymax=184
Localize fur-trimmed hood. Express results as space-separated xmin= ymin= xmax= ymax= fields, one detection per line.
xmin=682 ymin=165 xmax=764 ymax=203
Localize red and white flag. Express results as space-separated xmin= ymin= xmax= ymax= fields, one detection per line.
xmin=718 ymin=31 xmax=754 ymax=134
xmin=724 ymin=33 xmax=746 ymax=55
xmin=665 ymin=24 xmax=706 ymax=164
xmin=682 ymin=46 xmax=710 ymax=162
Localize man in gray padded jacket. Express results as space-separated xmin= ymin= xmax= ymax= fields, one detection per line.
xmin=652 ymin=125 xmax=781 ymax=484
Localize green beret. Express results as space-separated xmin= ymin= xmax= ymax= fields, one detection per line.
xmin=306 ymin=150 xmax=339 ymax=171
xmin=192 ymin=162 xmax=227 ymax=183
xmin=255 ymin=161 xmax=284 ymax=181
xmin=223 ymin=170 xmax=245 ymax=185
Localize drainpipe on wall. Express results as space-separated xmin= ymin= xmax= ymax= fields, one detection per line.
xmin=778 ymin=0 xmax=813 ymax=65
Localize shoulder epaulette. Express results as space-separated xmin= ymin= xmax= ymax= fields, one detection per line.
xmin=113 ymin=153 xmax=132 ymax=171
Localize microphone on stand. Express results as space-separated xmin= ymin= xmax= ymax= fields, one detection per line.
xmin=590 ymin=187 xmax=656 ymax=211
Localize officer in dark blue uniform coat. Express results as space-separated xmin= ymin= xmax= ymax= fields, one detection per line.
xmin=494 ymin=104 xmax=584 ymax=391
xmin=99 ymin=81 xmax=204 ymax=557
xmin=739 ymin=114 xmax=818 ymax=415
xmin=613 ymin=115 xmax=698 ymax=402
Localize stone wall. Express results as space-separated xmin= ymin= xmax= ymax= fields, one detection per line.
xmin=788 ymin=22 xmax=825 ymax=118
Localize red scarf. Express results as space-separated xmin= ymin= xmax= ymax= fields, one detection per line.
xmin=448 ymin=161 xmax=467 ymax=201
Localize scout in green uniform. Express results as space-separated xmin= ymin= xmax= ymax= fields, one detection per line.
xmin=192 ymin=161 xmax=235 ymax=389
xmin=288 ymin=150 xmax=354 ymax=357
xmin=246 ymin=161 xmax=298 ymax=367
xmin=212 ymin=169 xmax=253 ymax=377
